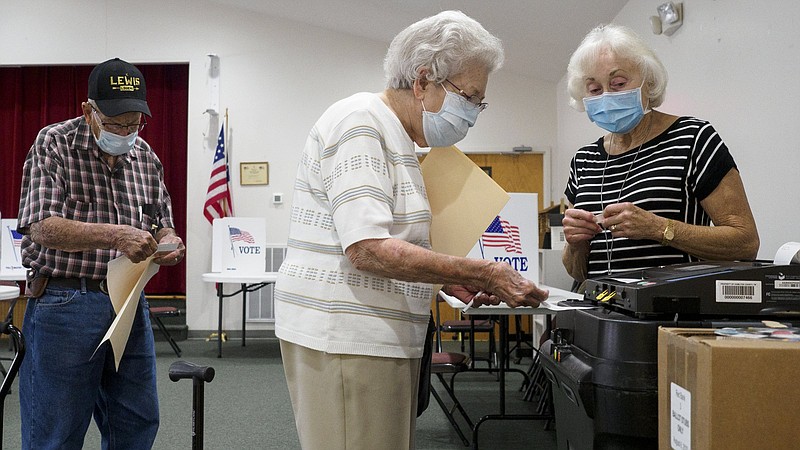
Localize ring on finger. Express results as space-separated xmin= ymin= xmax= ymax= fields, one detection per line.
xmin=610 ymin=224 xmax=617 ymax=231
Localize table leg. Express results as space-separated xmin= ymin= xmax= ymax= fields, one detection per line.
xmin=500 ymin=316 xmax=507 ymax=415
xmin=5 ymin=292 xmax=18 ymax=352
xmin=208 ymin=281 xmax=272 ymax=357
xmin=217 ymin=283 xmax=224 ymax=358
xmin=241 ymin=283 xmax=247 ymax=347
xmin=468 ymin=320 xmax=476 ymax=369
xmin=471 ymin=315 xmax=551 ymax=450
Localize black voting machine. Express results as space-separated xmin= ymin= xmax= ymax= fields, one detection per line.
xmin=539 ymin=261 xmax=800 ymax=449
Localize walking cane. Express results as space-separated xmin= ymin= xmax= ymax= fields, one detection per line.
xmin=169 ymin=361 xmax=215 ymax=450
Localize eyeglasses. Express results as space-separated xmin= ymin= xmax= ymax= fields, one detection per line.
xmin=92 ymin=109 xmax=147 ymax=134
xmin=445 ymin=79 xmax=488 ymax=111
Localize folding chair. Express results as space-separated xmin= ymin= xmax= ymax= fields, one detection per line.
xmin=430 ymin=301 xmax=475 ymax=447
xmin=150 ymin=305 xmax=182 ymax=357
xmin=435 ymin=292 xmax=497 ymax=371
xmin=0 ymin=284 xmax=21 ymax=378
xmin=430 ymin=352 xmax=473 ymax=446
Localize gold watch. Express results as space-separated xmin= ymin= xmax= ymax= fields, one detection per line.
xmin=661 ymin=219 xmax=675 ymax=246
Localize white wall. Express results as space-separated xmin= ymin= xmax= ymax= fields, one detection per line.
xmin=5 ymin=1 xmax=798 ymax=330
xmin=554 ymin=1 xmax=800 ymax=261
xmin=0 ymin=0 xmax=552 ymax=332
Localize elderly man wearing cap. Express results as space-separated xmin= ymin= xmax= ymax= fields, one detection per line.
xmin=16 ymin=58 xmax=185 ymax=449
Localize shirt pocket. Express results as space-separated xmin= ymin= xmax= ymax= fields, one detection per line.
xmin=64 ymin=196 xmax=95 ymax=223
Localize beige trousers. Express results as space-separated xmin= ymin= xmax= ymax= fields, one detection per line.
xmin=280 ymin=340 xmax=421 ymax=450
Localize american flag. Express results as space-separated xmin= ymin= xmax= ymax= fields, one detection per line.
xmin=481 ymin=216 xmax=522 ymax=254
xmin=6 ymin=227 xmax=22 ymax=248
xmin=203 ymin=126 xmax=233 ymax=224
xmin=229 ymin=227 xmax=255 ymax=244
xmin=6 ymin=226 xmax=22 ymax=263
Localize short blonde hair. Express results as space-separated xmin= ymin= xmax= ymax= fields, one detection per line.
xmin=566 ymin=24 xmax=668 ymax=111
xmin=384 ymin=10 xmax=504 ymax=89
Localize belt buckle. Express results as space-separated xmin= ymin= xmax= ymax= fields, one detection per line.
xmin=100 ymin=279 xmax=108 ymax=294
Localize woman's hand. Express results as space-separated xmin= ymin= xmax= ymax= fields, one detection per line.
xmin=484 ymin=262 xmax=549 ymax=308
xmin=601 ymin=202 xmax=662 ymax=241
xmin=562 ymin=208 xmax=602 ymax=245
xmin=445 ymin=285 xmax=501 ymax=307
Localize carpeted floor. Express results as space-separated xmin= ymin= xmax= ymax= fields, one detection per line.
xmin=0 ymin=337 xmax=558 ymax=449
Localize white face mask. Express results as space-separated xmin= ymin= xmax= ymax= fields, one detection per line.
xmin=92 ymin=110 xmax=137 ymax=156
xmin=421 ymin=86 xmax=480 ymax=147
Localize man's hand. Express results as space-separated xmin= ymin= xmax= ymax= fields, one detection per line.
xmin=153 ymin=231 xmax=185 ymax=266
xmin=114 ymin=227 xmax=158 ymax=263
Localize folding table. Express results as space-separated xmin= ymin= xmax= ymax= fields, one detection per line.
xmin=201 ymin=272 xmax=278 ymax=358
xmin=441 ymin=285 xmax=587 ymax=449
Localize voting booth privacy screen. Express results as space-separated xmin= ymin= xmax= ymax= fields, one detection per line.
xmin=211 ymin=217 xmax=267 ymax=274
xmin=1 ymin=218 xmax=25 ymax=277
xmin=466 ymin=193 xmax=539 ymax=283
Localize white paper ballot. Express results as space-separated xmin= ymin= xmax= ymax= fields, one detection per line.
xmin=439 ymin=286 xmax=591 ymax=313
xmin=155 ymin=242 xmax=179 ymax=253
xmin=93 ymin=243 xmax=175 ymax=370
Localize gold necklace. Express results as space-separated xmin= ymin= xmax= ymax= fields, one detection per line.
xmin=599 ymin=117 xmax=653 ymax=275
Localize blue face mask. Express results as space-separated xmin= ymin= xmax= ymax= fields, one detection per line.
xmin=582 ymin=86 xmax=646 ymax=134
xmin=92 ymin=111 xmax=138 ymax=156
xmin=422 ymin=86 xmax=480 ymax=147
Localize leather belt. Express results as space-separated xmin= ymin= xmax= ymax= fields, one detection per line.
xmin=47 ymin=277 xmax=108 ymax=294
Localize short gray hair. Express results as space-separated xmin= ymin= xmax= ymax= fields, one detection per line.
xmin=384 ymin=10 xmax=504 ymax=89
xmin=566 ymin=24 xmax=668 ymax=111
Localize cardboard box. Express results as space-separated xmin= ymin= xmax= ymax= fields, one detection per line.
xmin=658 ymin=327 xmax=800 ymax=450
xmin=549 ymin=225 xmax=566 ymax=250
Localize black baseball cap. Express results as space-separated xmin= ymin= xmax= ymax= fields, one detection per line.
xmin=88 ymin=58 xmax=151 ymax=117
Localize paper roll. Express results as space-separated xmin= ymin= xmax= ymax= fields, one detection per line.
xmin=773 ymin=241 xmax=800 ymax=265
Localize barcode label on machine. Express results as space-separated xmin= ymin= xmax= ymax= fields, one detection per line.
xmin=715 ymin=280 xmax=761 ymax=303
xmin=775 ymin=280 xmax=800 ymax=290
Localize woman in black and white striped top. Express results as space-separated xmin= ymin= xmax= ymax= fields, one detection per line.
xmin=561 ymin=24 xmax=759 ymax=281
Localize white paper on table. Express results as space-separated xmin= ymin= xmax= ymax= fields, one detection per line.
xmin=540 ymin=297 xmax=596 ymax=311
xmin=93 ymin=243 xmax=176 ymax=370
xmin=439 ymin=286 xmax=591 ymax=313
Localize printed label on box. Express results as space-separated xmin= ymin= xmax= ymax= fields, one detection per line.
xmin=670 ymin=382 xmax=691 ymax=450
xmin=550 ymin=226 xmax=566 ymax=250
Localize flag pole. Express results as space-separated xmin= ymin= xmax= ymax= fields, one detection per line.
xmin=225 ymin=107 xmax=230 ymax=164
xmin=224 ymin=108 xmax=233 ymax=216
xmin=227 ymin=225 xmax=235 ymax=258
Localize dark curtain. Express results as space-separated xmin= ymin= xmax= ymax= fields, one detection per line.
xmin=0 ymin=64 xmax=188 ymax=295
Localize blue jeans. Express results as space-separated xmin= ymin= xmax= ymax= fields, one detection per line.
xmin=19 ymin=286 xmax=159 ymax=450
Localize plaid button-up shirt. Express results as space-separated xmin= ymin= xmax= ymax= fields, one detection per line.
xmin=17 ymin=116 xmax=175 ymax=279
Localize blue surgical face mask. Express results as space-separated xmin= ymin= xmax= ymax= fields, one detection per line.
xmin=582 ymin=84 xmax=647 ymax=134
xmin=92 ymin=111 xmax=137 ymax=156
xmin=422 ymin=86 xmax=480 ymax=147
